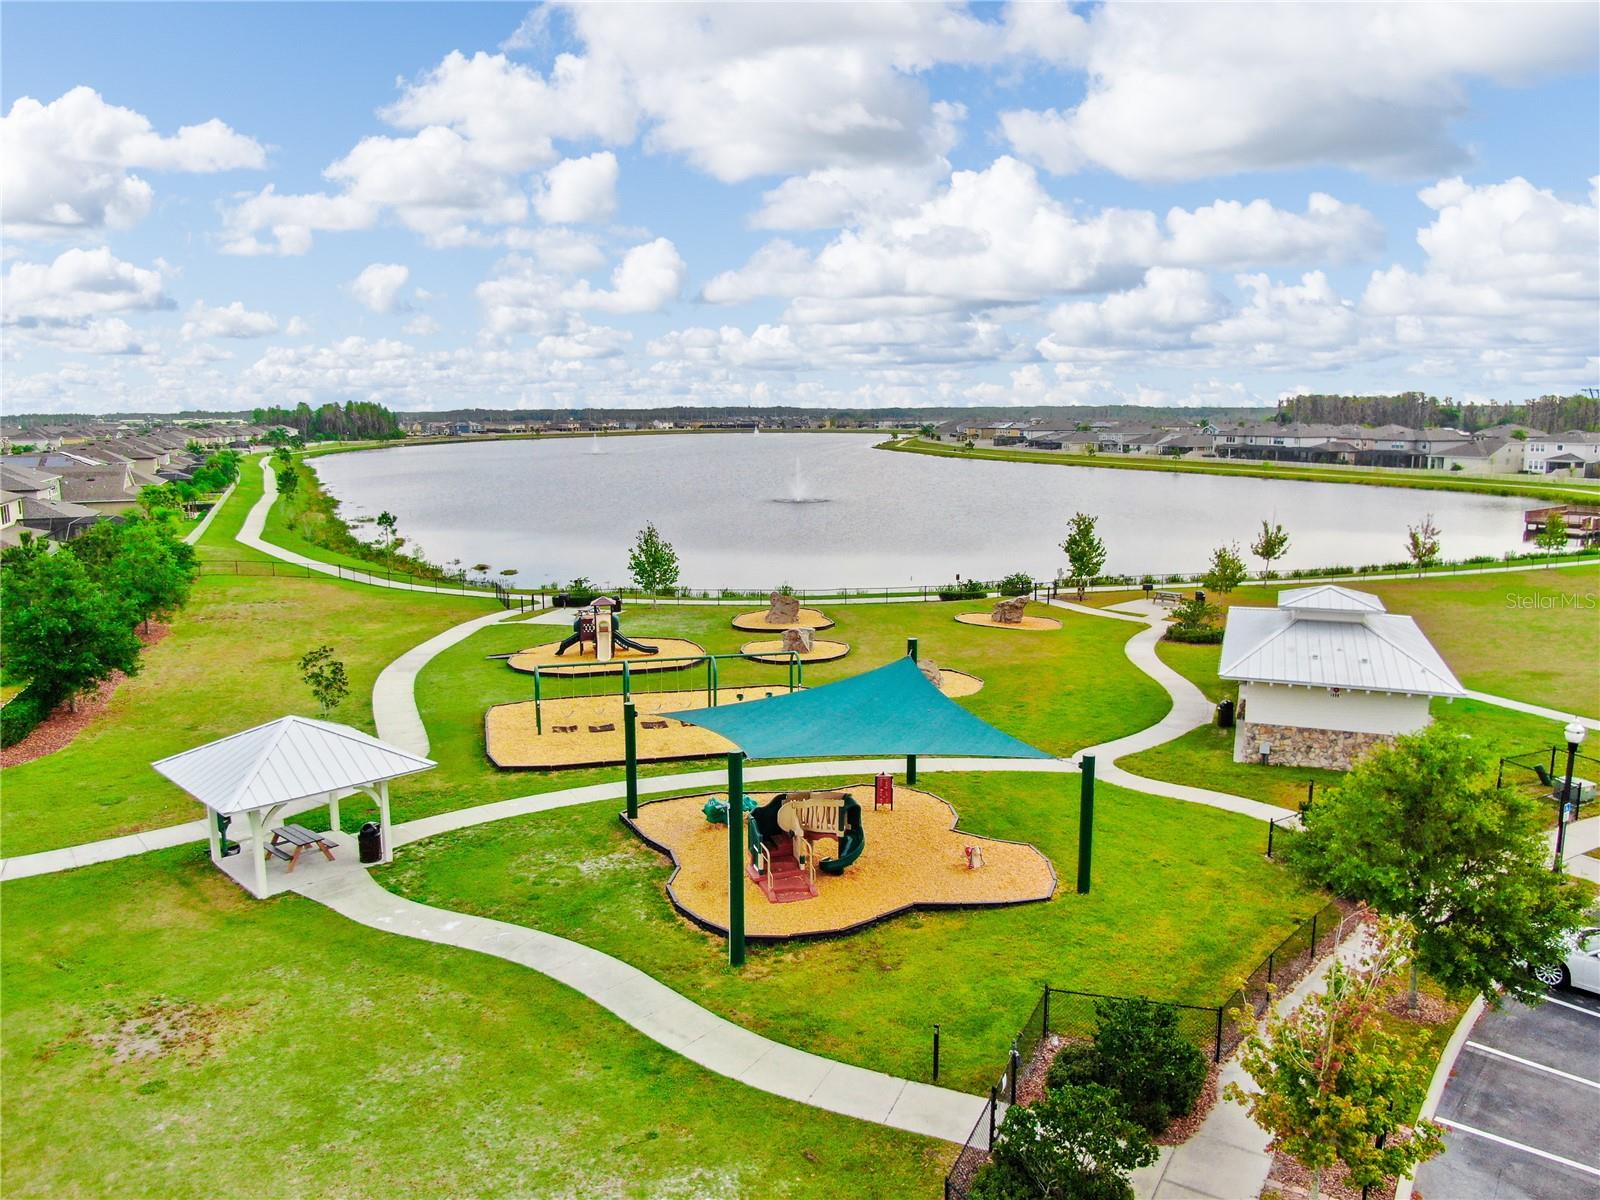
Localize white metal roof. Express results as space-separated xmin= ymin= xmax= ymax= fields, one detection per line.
xmin=1220 ymin=606 xmax=1464 ymax=697
xmin=151 ymin=716 xmax=436 ymax=815
xmin=1276 ymin=585 xmax=1386 ymax=613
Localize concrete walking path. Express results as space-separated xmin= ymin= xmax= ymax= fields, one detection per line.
xmin=183 ymin=480 xmax=235 ymax=545
xmin=294 ymin=864 xmax=990 ymax=1145
xmin=372 ymin=606 xmax=520 ymax=755
xmin=1462 ymin=689 xmax=1599 ymax=730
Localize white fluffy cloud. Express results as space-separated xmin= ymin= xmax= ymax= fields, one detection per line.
xmin=182 ymin=300 xmax=279 ymax=339
xmin=534 ymin=152 xmax=619 ymax=223
xmin=564 ymin=238 xmax=686 ymax=314
xmin=2 ymin=247 xmax=170 ymax=325
xmin=1002 ymin=3 xmax=1597 ymax=181
xmin=2 ymin=87 xmax=263 ymax=240
xmin=349 ymin=263 xmax=412 ymax=314
xmin=1163 ymin=194 xmax=1384 ymax=269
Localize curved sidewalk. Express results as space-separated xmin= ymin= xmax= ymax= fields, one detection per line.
xmin=295 ymin=865 xmax=990 ymax=1144
xmin=183 ymin=480 xmax=235 ymax=545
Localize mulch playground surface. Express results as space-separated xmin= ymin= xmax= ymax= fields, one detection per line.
xmin=730 ymin=608 xmax=837 ymax=632
xmin=485 ymin=687 xmax=792 ymax=769
xmin=505 ymin=637 xmax=707 ymax=676
xmin=739 ymin=639 xmax=851 ymax=664
xmin=626 ymin=783 xmax=1055 ymax=939
xmin=954 ymin=611 xmax=1062 ymax=631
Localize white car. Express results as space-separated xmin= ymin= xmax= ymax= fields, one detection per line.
xmin=1534 ymin=927 xmax=1600 ymax=994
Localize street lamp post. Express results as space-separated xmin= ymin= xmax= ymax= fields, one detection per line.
xmin=1553 ymin=721 xmax=1587 ymax=872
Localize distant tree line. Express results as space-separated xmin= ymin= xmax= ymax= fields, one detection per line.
xmin=250 ymin=401 xmax=403 ymax=442
xmin=1275 ymin=391 xmax=1599 ymax=432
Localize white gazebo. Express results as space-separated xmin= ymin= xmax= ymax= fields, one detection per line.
xmin=152 ymin=716 xmax=436 ymax=898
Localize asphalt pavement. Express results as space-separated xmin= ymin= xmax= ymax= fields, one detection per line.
xmin=1413 ymin=986 xmax=1600 ymax=1200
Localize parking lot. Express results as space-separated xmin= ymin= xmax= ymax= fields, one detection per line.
xmin=1413 ymin=987 xmax=1600 ymax=1199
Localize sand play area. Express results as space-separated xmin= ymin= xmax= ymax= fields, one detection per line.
xmin=740 ymin=638 xmax=851 ymax=664
xmin=933 ymin=669 xmax=984 ymax=697
xmin=731 ymin=607 xmax=836 ymax=632
xmin=486 ymin=687 xmax=793 ymax=769
xmin=955 ymin=611 xmax=1062 ymax=631
xmin=627 ymin=783 xmax=1056 ymax=939
xmin=506 ymin=637 xmax=706 ymax=676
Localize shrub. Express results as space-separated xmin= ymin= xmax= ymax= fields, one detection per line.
xmin=0 ymin=684 xmax=57 ymax=748
xmin=970 ymin=1082 xmax=1156 ymax=1200
xmin=938 ymin=578 xmax=988 ymax=600
xmin=1163 ymin=625 xmax=1226 ymax=644
xmin=1045 ymin=1041 xmax=1098 ymax=1091
xmin=998 ymin=572 xmax=1033 ymax=597
xmin=1088 ymin=998 xmax=1208 ymax=1134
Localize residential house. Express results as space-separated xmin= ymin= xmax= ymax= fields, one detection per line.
xmin=1526 ymin=431 xmax=1600 ymax=474
xmin=1220 ymin=585 xmax=1464 ymax=770
xmin=0 ymin=463 xmax=102 ymax=541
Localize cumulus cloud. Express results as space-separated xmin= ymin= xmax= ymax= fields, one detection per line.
xmin=402 ymin=314 xmax=441 ymax=337
xmin=181 ymin=300 xmax=280 ymax=339
xmin=534 ymin=151 xmax=619 ymax=223
xmin=349 ymin=263 xmax=411 ymax=314
xmin=1 ymin=86 xmax=265 ymax=239
xmin=564 ymin=237 xmax=686 ymax=314
xmin=2 ymin=246 xmax=171 ymax=325
xmin=1163 ymin=194 xmax=1384 ymax=269
xmin=1001 ymin=3 xmax=1598 ymax=181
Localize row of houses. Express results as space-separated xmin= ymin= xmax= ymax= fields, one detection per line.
xmin=2 ymin=420 xmax=277 ymax=454
xmin=938 ymin=418 xmax=1600 ymax=476
xmin=0 ymin=427 xmax=261 ymax=551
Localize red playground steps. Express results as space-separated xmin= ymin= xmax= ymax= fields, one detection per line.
xmin=750 ymin=837 xmax=818 ymax=903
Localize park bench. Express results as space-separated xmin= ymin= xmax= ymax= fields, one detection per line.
xmin=266 ymin=824 xmax=337 ymax=872
xmin=1154 ymin=591 xmax=1184 ymax=608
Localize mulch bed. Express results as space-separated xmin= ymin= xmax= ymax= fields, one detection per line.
xmin=0 ymin=624 xmax=169 ymax=768
xmin=1383 ymin=990 xmax=1458 ymax=1024
xmin=1264 ymin=1149 xmax=1397 ymax=1200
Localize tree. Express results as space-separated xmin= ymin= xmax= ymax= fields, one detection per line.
xmin=1227 ymin=918 xmax=1445 ymax=1200
xmin=298 ymin=645 xmax=349 ymax=716
xmin=471 ymin=562 xmax=491 ymax=582
xmin=1285 ymin=724 xmax=1588 ymax=1008
xmin=970 ymin=1083 xmax=1157 ymax=1200
xmin=1535 ymin=512 xmax=1568 ymax=559
xmin=628 ymin=522 xmax=680 ymax=595
xmin=1251 ymin=519 xmax=1291 ymax=577
xmin=1404 ymin=514 xmax=1440 ymax=569
xmin=275 ymin=464 xmax=299 ymax=497
xmin=272 ymin=445 xmax=293 ymax=467
xmin=375 ymin=510 xmax=401 ymax=566
xmin=69 ymin=517 xmax=197 ymax=632
xmin=0 ymin=551 xmax=141 ymax=713
xmin=1202 ymin=542 xmax=1249 ymax=595
xmin=918 ymin=423 xmax=937 ymax=438
xmin=1060 ymin=512 xmax=1107 ymax=602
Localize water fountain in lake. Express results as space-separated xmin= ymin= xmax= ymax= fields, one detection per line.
xmin=590 ymin=433 xmax=601 ymax=455
xmin=773 ymin=455 xmax=829 ymax=503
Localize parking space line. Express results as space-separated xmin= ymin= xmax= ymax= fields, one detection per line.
xmin=1464 ymin=1041 xmax=1600 ymax=1089
xmin=1435 ymin=1118 xmax=1600 ymax=1178
xmin=1543 ymin=995 xmax=1600 ymax=1019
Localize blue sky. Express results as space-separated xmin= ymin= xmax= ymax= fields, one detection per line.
xmin=3 ymin=2 xmax=1597 ymax=414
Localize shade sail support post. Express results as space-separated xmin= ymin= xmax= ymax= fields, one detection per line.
xmin=727 ymin=751 xmax=746 ymax=967
xmin=623 ymin=701 xmax=639 ymax=819
xmin=1077 ymin=755 xmax=1095 ymax=895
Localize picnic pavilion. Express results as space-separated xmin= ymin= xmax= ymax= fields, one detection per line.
xmin=636 ymin=643 xmax=1054 ymax=964
xmin=152 ymin=715 xmax=435 ymax=899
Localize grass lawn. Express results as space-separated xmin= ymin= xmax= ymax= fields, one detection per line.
xmin=383 ymin=770 xmax=1323 ymax=1094
xmin=0 ymin=571 xmax=494 ymax=858
xmin=393 ymin=599 xmax=1172 ymax=822
xmin=0 ymin=847 xmax=945 ymax=1198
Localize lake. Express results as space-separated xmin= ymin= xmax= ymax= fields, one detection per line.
xmin=313 ymin=432 xmax=1533 ymax=589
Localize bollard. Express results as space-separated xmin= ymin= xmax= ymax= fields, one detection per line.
xmin=1009 ymin=1040 xmax=1020 ymax=1104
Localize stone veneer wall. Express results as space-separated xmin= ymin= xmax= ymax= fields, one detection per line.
xmin=1233 ymin=721 xmax=1393 ymax=770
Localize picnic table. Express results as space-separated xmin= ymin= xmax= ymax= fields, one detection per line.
xmin=266 ymin=824 xmax=337 ymax=872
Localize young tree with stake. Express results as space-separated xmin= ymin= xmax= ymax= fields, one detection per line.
xmin=1251 ymin=519 xmax=1291 ymax=577
xmin=628 ymin=523 xmax=680 ymax=596
xmin=1202 ymin=541 xmax=1249 ymax=595
xmin=1404 ymin=514 xmax=1441 ymax=569
xmin=1060 ymin=512 xmax=1107 ymax=602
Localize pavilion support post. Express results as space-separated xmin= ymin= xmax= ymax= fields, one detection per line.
xmin=206 ymin=808 xmax=223 ymax=867
xmin=624 ymin=701 xmax=639 ymax=819
xmin=247 ymin=810 xmax=268 ymax=899
xmin=378 ymin=780 xmax=393 ymax=864
xmin=727 ymin=751 xmax=746 ymax=967
xmin=327 ymin=790 xmax=341 ymax=837
xmin=1077 ymin=755 xmax=1096 ymax=895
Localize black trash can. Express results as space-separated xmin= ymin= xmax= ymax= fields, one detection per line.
xmin=1216 ymin=698 xmax=1235 ymax=729
xmin=358 ymin=821 xmax=383 ymax=864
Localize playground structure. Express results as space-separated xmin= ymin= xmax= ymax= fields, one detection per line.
xmin=506 ymin=599 xmax=704 ymax=677
xmin=486 ymin=650 xmax=805 ymax=770
xmin=624 ymin=782 xmax=1055 ymax=940
xmin=556 ymin=597 xmax=657 ymax=659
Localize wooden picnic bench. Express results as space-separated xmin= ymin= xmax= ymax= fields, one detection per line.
xmin=266 ymin=824 xmax=337 ymax=872
xmin=1154 ymin=591 xmax=1184 ymax=608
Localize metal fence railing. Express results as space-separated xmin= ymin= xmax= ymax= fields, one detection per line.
xmin=941 ymin=896 xmax=1353 ymax=1200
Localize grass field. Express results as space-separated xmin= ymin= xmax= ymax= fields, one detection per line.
xmin=0 ymin=847 xmax=946 ymax=1199
xmin=383 ymin=770 xmax=1323 ymax=1093
xmin=391 ymin=599 xmax=1172 ymax=822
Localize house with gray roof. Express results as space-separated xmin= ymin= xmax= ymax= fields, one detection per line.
xmin=1220 ymin=585 xmax=1464 ymax=769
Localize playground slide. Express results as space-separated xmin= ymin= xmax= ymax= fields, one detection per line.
xmin=611 ymin=628 xmax=659 ymax=655
xmin=819 ymin=797 xmax=864 ymax=875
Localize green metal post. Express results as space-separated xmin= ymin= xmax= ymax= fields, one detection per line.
xmin=623 ymin=701 xmax=639 ymax=819
xmin=533 ymin=668 xmax=543 ymax=735
xmin=907 ymin=637 xmax=919 ymax=661
xmin=1077 ymin=754 xmax=1095 ymax=894
xmin=622 ymin=660 xmax=631 ymax=703
xmin=727 ymin=751 xmax=746 ymax=966
xmin=906 ymin=637 xmax=920 ymax=784
xmin=709 ymin=655 xmax=719 ymax=707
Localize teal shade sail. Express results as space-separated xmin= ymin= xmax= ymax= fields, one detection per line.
xmin=662 ymin=656 xmax=1052 ymax=762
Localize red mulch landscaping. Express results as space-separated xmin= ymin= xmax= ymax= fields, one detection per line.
xmin=1264 ymin=1148 xmax=1398 ymax=1200
xmin=0 ymin=624 xmax=169 ymax=767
